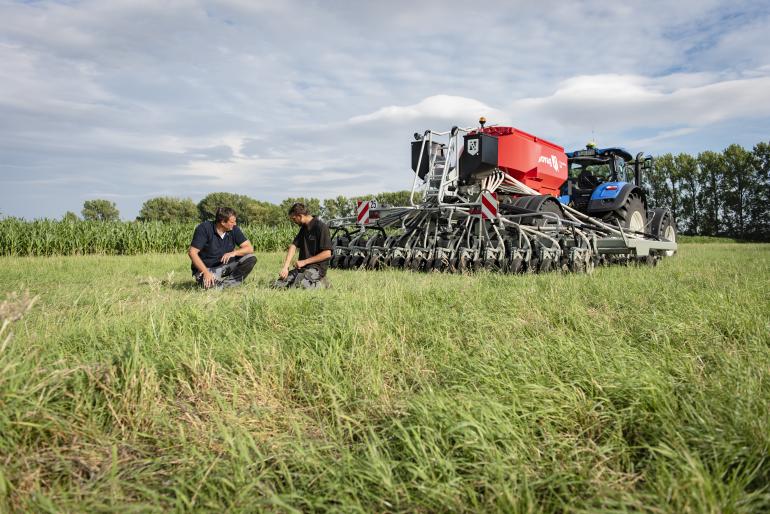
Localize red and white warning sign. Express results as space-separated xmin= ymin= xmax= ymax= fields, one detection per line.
xmin=480 ymin=190 xmax=498 ymax=220
xmin=357 ymin=200 xmax=372 ymax=225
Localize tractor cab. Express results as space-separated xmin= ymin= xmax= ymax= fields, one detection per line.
xmin=570 ymin=147 xmax=633 ymax=186
xmin=559 ymin=145 xmax=654 ymax=232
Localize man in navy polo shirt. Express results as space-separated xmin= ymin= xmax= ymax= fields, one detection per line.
xmin=188 ymin=207 xmax=256 ymax=289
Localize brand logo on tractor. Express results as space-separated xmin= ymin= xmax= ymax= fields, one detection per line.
xmin=538 ymin=154 xmax=563 ymax=171
xmin=467 ymin=139 xmax=479 ymax=156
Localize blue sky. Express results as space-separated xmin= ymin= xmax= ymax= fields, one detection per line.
xmin=1 ymin=0 xmax=769 ymax=219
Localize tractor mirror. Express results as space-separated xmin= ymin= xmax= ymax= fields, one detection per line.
xmin=643 ymin=157 xmax=654 ymax=171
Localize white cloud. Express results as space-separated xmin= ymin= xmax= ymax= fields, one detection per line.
xmin=626 ymin=127 xmax=699 ymax=148
xmin=348 ymin=95 xmax=509 ymax=126
xmin=1 ymin=0 xmax=769 ymax=219
xmin=513 ymin=73 xmax=770 ymax=130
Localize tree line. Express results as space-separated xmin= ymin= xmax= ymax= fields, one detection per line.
xmin=67 ymin=191 xmax=414 ymax=226
xmin=646 ymin=142 xmax=769 ymax=241
xmin=63 ymin=141 xmax=769 ymax=241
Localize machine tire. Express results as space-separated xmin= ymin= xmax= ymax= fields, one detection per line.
xmin=351 ymin=255 xmax=365 ymax=269
xmin=506 ymin=195 xmax=564 ymax=226
xmin=649 ymin=208 xmax=677 ymax=257
xmin=610 ymin=193 xmax=646 ymax=233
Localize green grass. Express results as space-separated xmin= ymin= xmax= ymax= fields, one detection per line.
xmin=1 ymin=243 xmax=769 ymax=512
xmin=677 ymin=235 xmax=742 ymax=244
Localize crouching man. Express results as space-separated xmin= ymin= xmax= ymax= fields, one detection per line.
xmin=188 ymin=207 xmax=256 ymax=289
xmin=273 ymin=202 xmax=332 ymax=289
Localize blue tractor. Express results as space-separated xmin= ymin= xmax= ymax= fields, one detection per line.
xmin=558 ymin=145 xmax=676 ymax=252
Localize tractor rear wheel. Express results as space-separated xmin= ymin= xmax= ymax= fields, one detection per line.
xmin=611 ymin=193 xmax=646 ymax=233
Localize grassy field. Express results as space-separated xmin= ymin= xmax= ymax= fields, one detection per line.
xmin=0 ymin=242 xmax=768 ymax=512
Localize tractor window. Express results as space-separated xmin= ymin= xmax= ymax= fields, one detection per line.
xmin=613 ymin=156 xmax=630 ymax=182
xmin=570 ymin=162 xmax=612 ymax=188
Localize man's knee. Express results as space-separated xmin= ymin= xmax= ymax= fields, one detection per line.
xmin=298 ymin=268 xmax=329 ymax=289
xmin=237 ymin=253 xmax=256 ymax=272
xmin=272 ymin=268 xmax=298 ymax=289
xmin=228 ymin=253 xmax=256 ymax=281
xmin=271 ymin=279 xmax=290 ymax=289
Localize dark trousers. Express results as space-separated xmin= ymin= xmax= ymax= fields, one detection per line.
xmin=195 ymin=254 xmax=256 ymax=288
xmin=272 ymin=267 xmax=330 ymax=289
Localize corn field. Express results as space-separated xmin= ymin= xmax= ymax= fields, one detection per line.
xmin=0 ymin=219 xmax=296 ymax=256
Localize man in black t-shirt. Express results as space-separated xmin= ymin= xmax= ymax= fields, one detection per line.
xmin=188 ymin=207 xmax=256 ymax=289
xmin=273 ymin=202 xmax=332 ymax=289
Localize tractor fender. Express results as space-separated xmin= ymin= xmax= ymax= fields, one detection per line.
xmin=586 ymin=183 xmax=646 ymax=215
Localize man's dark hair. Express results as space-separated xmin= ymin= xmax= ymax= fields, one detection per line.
xmin=288 ymin=202 xmax=309 ymax=217
xmin=215 ymin=207 xmax=237 ymax=223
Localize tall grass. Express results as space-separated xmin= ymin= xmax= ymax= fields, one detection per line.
xmin=0 ymin=242 xmax=768 ymax=512
xmin=0 ymin=219 xmax=295 ymax=256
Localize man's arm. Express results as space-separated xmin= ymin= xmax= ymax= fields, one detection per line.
xmin=221 ymin=240 xmax=254 ymax=263
xmin=279 ymin=244 xmax=297 ymax=279
xmin=296 ymin=249 xmax=332 ymax=269
xmin=188 ymin=246 xmax=216 ymax=288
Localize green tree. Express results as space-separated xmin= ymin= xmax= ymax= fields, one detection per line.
xmin=62 ymin=211 xmax=79 ymax=222
xmin=374 ymin=190 xmax=413 ymax=207
xmin=197 ymin=192 xmax=283 ymax=225
xmin=198 ymin=192 xmax=251 ymax=222
xmin=645 ymin=154 xmax=672 ymax=210
xmin=697 ymin=151 xmax=725 ymax=237
xmin=674 ymin=153 xmax=700 ymax=235
xmin=82 ymin=199 xmax=120 ymax=222
xmin=722 ymin=144 xmax=754 ymax=237
xmin=648 ymin=153 xmax=681 ymax=226
xmin=137 ymin=197 xmax=198 ymax=223
xmin=320 ymin=191 xmax=417 ymax=220
xmin=751 ymin=142 xmax=770 ymax=240
xmin=241 ymin=202 xmax=285 ymax=226
xmin=279 ymin=197 xmax=322 ymax=217
xmin=322 ymin=195 xmax=355 ymax=219
xmin=648 ymin=143 xmax=769 ymax=240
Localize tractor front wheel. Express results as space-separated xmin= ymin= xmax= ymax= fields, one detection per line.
xmin=649 ymin=208 xmax=677 ymax=257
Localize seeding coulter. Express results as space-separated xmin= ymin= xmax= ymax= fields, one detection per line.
xmin=328 ymin=118 xmax=677 ymax=273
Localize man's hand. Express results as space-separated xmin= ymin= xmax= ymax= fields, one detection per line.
xmin=202 ymin=270 xmax=217 ymax=288
xmin=279 ymin=266 xmax=290 ymax=280
xmin=295 ymin=259 xmax=305 ymax=269
xmin=221 ymin=251 xmax=237 ymax=264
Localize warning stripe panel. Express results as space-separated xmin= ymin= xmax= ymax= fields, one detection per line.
xmin=480 ymin=191 xmax=497 ymax=220
xmin=357 ymin=200 xmax=370 ymax=224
